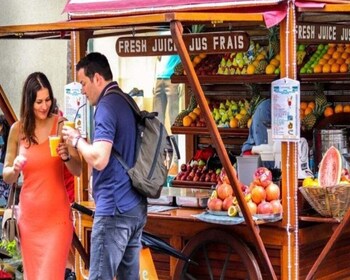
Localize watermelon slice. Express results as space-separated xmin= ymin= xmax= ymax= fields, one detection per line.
xmin=318 ymin=146 xmax=342 ymax=188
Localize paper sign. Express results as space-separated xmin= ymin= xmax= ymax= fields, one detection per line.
xmin=64 ymin=82 xmax=87 ymax=138
xmin=271 ymin=78 xmax=300 ymax=141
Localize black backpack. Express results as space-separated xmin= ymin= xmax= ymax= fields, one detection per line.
xmin=108 ymin=88 xmax=179 ymax=199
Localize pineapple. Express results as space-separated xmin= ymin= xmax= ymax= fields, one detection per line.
xmin=238 ymin=85 xmax=266 ymax=128
xmin=301 ymin=102 xmax=327 ymax=131
xmin=314 ymin=83 xmax=328 ymax=107
xmin=268 ymin=26 xmax=280 ymax=58
xmin=255 ymin=59 xmax=268 ymax=74
xmin=173 ymin=92 xmax=198 ymax=126
xmin=174 ymin=62 xmax=184 ymax=75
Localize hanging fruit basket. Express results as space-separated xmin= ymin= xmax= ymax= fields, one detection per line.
xmin=299 ymin=184 xmax=350 ymax=218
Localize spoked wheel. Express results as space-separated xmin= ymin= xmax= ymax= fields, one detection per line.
xmin=173 ymin=229 xmax=262 ymax=280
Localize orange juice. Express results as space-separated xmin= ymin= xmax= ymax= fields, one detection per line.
xmin=49 ymin=136 xmax=61 ymax=157
xmin=64 ymin=121 xmax=75 ymax=129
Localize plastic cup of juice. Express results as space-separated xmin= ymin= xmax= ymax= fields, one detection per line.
xmin=64 ymin=121 xmax=75 ymax=129
xmin=48 ymin=135 xmax=61 ymax=157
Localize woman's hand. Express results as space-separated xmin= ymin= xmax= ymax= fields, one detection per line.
xmin=13 ymin=155 xmax=27 ymax=173
xmin=57 ymin=142 xmax=70 ymax=161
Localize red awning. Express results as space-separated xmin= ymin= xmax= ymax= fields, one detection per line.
xmin=64 ymin=0 xmax=287 ymax=28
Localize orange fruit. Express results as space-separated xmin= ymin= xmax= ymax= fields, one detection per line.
xmin=327 ymin=58 xmax=336 ymax=65
xmin=337 ymin=46 xmax=345 ymax=53
xmin=334 ymin=104 xmax=344 ymax=113
xmin=192 ymin=56 xmax=202 ymax=65
xmin=327 ymin=47 xmax=336 ymax=55
xmin=322 ymin=64 xmax=331 ymax=73
xmin=343 ymin=105 xmax=350 ymax=113
xmin=270 ymin=58 xmax=280 ymax=67
xmin=341 ymin=52 xmax=349 ymax=60
xmin=313 ymin=64 xmax=322 ymax=73
xmin=324 ymin=107 xmax=334 ymax=117
xmin=247 ymin=64 xmax=256 ymax=75
xmin=304 ymin=107 xmax=313 ymax=116
xmin=336 ymin=58 xmax=345 ymax=65
xmin=265 ymin=64 xmax=276 ymax=75
xmin=323 ymin=53 xmax=331 ymax=60
xmin=345 ymin=47 xmax=350 ymax=54
xmin=331 ymin=63 xmax=340 ymax=73
xmin=188 ymin=112 xmax=198 ymax=121
xmin=307 ymin=101 xmax=315 ymax=109
xmin=300 ymin=102 xmax=308 ymax=110
xmin=340 ymin=63 xmax=348 ymax=73
xmin=182 ymin=115 xmax=193 ymax=127
xmin=318 ymin=58 xmax=327 ymax=65
xmin=300 ymin=109 xmax=305 ymax=120
xmin=229 ymin=118 xmax=239 ymax=128
xmin=332 ymin=51 xmax=341 ymax=60
xmin=346 ymin=58 xmax=350 ymax=64
xmin=193 ymin=107 xmax=201 ymax=116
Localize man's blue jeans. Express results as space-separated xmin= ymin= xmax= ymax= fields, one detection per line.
xmin=153 ymin=78 xmax=179 ymax=125
xmin=88 ymin=201 xmax=147 ymax=280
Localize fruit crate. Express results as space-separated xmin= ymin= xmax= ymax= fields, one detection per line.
xmin=299 ymin=184 xmax=350 ymax=219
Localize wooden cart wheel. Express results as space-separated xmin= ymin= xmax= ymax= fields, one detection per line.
xmin=173 ymin=229 xmax=262 ymax=280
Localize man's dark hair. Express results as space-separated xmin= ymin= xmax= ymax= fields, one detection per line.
xmin=76 ymin=52 xmax=113 ymax=81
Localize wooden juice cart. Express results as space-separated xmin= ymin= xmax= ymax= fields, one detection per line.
xmin=1 ymin=1 xmax=350 ymax=279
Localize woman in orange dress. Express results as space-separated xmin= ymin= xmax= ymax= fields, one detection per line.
xmin=3 ymin=72 xmax=81 ymax=279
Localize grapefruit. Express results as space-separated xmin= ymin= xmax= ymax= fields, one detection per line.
xmin=318 ymin=146 xmax=342 ymax=187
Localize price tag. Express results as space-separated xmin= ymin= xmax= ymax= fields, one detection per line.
xmin=64 ymin=82 xmax=87 ymax=138
xmin=271 ymin=78 xmax=300 ymax=141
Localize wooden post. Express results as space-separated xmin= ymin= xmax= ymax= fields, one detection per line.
xmin=279 ymin=2 xmax=298 ymax=280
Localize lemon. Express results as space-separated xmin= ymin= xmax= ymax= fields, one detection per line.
xmin=302 ymin=176 xmax=315 ymax=187
xmin=228 ymin=205 xmax=238 ymax=217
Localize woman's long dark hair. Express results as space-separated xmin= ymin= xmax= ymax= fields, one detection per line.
xmin=20 ymin=72 xmax=54 ymax=146
xmin=0 ymin=115 xmax=10 ymax=163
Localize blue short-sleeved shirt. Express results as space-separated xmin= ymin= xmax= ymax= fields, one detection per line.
xmin=241 ymin=99 xmax=271 ymax=153
xmin=93 ymin=82 xmax=143 ymax=216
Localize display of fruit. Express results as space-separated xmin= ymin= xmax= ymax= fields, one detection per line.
xmin=206 ymin=167 xmax=282 ymax=217
xmin=210 ymin=98 xmax=250 ymax=128
xmin=174 ymin=159 xmax=220 ymax=183
xmin=299 ymin=43 xmax=350 ymax=74
xmin=206 ymin=168 xmax=249 ymax=216
xmin=243 ymin=167 xmax=282 ymax=216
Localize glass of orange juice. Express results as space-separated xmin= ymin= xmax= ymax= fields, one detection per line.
xmin=64 ymin=120 xmax=75 ymax=129
xmin=48 ymin=135 xmax=61 ymax=157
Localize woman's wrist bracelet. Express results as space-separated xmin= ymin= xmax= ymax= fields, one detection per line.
xmin=74 ymin=136 xmax=82 ymax=149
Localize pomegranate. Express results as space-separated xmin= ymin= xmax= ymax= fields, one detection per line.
xmin=246 ymin=200 xmax=257 ymax=215
xmin=207 ymin=198 xmax=223 ymax=211
xmin=270 ymin=200 xmax=283 ymax=214
xmin=222 ymin=195 xmax=234 ymax=211
xmin=216 ymin=182 xmax=233 ymax=200
xmin=251 ymin=185 xmax=266 ymax=204
xmin=257 ymin=200 xmax=274 ymax=215
xmin=254 ymin=167 xmax=272 ymax=188
xmin=265 ymin=182 xmax=280 ymax=201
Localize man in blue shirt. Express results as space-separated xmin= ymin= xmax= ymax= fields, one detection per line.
xmin=62 ymin=52 xmax=147 ymax=280
xmin=241 ymin=99 xmax=271 ymax=154
xmin=153 ymin=55 xmax=181 ymax=126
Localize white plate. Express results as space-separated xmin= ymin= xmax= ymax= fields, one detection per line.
xmin=207 ymin=210 xmax=228 ymax=216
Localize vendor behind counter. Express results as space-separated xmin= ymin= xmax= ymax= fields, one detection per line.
xmin=241 ymin=99 xmax=271 ymax=155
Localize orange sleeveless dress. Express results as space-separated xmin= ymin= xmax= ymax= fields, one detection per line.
xmin=18 ymin=116 xmax=73 ymax=280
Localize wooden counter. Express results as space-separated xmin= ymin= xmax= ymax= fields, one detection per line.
xmin=74 ymin=204 xmax=350 ymax=280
